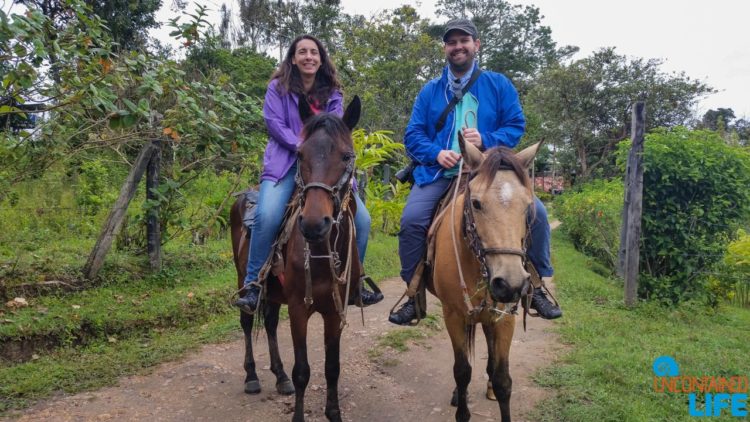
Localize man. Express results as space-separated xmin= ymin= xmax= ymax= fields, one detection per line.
xmin=389 ymin=18 xmax=562 ymax=325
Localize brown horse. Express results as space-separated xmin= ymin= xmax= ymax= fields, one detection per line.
xmin=230 ymin=97 xmax=362 ymax=422
xmin=428 ymin=138 xmax=541 ymax=422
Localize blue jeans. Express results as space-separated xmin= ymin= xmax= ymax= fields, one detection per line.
xmin=243 ymin=169 xmax=371 ymax=286
xmin=398 ymin=179 xmax=553 ymax=284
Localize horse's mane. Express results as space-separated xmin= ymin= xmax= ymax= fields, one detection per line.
xmin=473 ymin=146 xmax=532 ymax=194
xmin=301 ymin=113 xmax=352 ymax=146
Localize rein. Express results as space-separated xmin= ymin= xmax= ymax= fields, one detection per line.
xmin=295 ymin=158 xmax=356 ymax=329
xmin=295 ymin=158 xmax=355 ymax=218
xmin=450 ymin=163 xmax=531 ymax=324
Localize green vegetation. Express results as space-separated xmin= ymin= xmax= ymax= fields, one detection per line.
xmin=0 ymin=234 xmax=400 ymax=414
xmin=555 ymin=179 xmax=623 ymax=271
xmin=532 ymin=231 xmax=750 ymax=422
xmin=627 ymin=128 xmax=750 ymax=304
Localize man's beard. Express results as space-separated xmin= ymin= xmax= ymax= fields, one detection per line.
xmin=448 ymin=51 xmax=474 ymax=74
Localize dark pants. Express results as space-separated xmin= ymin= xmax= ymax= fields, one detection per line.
xmin=398 ymin=177 xmax=553 ymax=284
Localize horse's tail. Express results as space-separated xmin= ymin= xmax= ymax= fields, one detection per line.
xmin=464 ymin=322 xmax=476 ymax=362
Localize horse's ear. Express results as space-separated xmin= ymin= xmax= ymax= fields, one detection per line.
xmin=299 ymin=96 xmax=314 ymax=124
xmin=516 ymin=140 xmax=544 ymax=170
xmin=343 ymin=96 xmax=361 ymax=131
xmin=458 ymin=131 xmax=484 ymax=170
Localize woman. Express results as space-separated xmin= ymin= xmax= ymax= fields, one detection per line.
xmin=234 ymin=34 xmax=382 ymax=314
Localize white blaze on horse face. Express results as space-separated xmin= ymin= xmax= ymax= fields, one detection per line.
xmin=498 ymin=181 xmax=514 ymax=207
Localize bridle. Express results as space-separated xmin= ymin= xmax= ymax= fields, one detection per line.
xmin=294 ymin=153 xmax=357 ymax=329
xmin=462 ymin=168 xmax=530 ymax=284
xmin=295 ymin=156 xmax=355 ymax=219
xmin=449 ymin=162 xmax=532 ymax=324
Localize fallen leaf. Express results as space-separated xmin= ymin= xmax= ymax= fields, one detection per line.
xmin=72 ymin=304 xmax=81 ymax=309
xmin=108 ymin=336 xmax=117 ymax=343
xmin=187 ymin=292 xmax=194 ymax=299
xmin=5 ymin=297 xmax=29 ymax=309
xmin=31 ymin=354 xmax=40 ymax=360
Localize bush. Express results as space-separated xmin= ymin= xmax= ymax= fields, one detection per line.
xmin=622 ymin=128 xmax=750 ymax=303
xmin=555 ymin=179 xmax=623 ymax=271
xmin=712 ymin=230 xmax=750 ymax=307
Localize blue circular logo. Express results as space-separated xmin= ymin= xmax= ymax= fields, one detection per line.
xmin=653 ymin=356 xmax=679 ymax=377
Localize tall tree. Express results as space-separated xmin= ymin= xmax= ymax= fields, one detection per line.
xmin=700 ymin=108 xmax=736 ymax=131
xmin=526 ymin=48 xmax=714 ymax=180
xmin=334 ymin=6 xmax=443 ymax=140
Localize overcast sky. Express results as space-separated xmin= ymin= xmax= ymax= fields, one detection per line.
xmin=156 ymin=0 xmax=749 ymax=118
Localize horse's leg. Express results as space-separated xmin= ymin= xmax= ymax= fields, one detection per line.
xmin=289 ymin=303 xmax=311 ymax=422
xmin=263 ymin=302 xmax=294 ymax=395
xmin=240 ymin=311 xmax=260 ymax=394
xmin=322 ymin=313 xmax=343 ymax=422
xmin=481 ymin=323 xmax=497 ymax=401
xmin=491 ymin=316 xmax=516 ymax=422
xmin=444 ymin=310 xmax=472 ymax=422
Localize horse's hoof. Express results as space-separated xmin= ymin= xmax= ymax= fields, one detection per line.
xmin=276 ymin=379 xmax=295 ymax=395
xmin=450 ymin=389 xmax=458 ymax=407
xmin=486 ymin=387 xmax=497 ymax=401
xmin=325 ymin=409 xmax=342 ymax=422
xmin=244 ymin=380 xmax=261 ymax=394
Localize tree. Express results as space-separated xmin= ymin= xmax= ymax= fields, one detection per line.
xmin=435 ymin=0 xmax=577 ymax=84
xmin=15 ymin=0 xmax=163 ymax=52
xmin=526 ymin=48 xmax=714 ymax=180
xmin=334 ymin=6 xmax=443 ymax=141
xmin=87 ymin=0 xmax=162 ymax=51
xmin=700 ymin=108 xmax=735 ymax=131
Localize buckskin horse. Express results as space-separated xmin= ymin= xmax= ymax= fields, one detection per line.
xmin=427 ymin=137 xmax=541 ymax=422
xmin=230 ymin=97 xmax=362 ymax=422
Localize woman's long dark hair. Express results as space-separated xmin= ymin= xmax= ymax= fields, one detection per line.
xmin=271 ymin=34 xmax=341 ymax=105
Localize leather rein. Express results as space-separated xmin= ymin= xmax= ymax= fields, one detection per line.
xmin=450 ymin=161 xmax=532 ymax=325
xmin=294 ymin=157 xmax=357 ymax=329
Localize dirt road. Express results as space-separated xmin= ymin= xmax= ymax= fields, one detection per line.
xmin=9 ymin=278 xmax=561 ymax=421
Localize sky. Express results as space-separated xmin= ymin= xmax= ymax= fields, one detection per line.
xmin=155 ymin=0 xmax=750 ymax=118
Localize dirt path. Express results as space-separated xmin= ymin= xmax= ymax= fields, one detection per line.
xmin=8 ymin=278 xmax=562 ymax=422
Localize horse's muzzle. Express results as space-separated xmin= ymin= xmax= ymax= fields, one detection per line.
xmin=490 ymin=275 xmax=530 ymax=304
xmin=298 ymin=215 xmax=332 ymax=243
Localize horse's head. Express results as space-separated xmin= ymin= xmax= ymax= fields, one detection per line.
xmin=460 ymin=136 xmax=542 ymax=304
xmin=295 ymin=96 xmax=361 ymax=243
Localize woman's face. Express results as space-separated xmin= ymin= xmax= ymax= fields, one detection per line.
xmin=292 ymin=39 xmax=322 ymax=77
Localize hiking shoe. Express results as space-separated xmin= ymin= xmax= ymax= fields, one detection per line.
xmin=388 ymin=298 xmax=425 ymax=325
xmin=349 ymin=275 xmax=384 ymax=307
xmin=529 ymin=287 xmax=562 ymax=319
xmin=234 ymin=283 xmax=260 ymax=315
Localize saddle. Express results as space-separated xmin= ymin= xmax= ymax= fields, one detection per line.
xmin=234 ymin=187 xmax=298 ymax=285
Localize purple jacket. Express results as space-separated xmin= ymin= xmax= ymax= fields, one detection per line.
xmin=261 ymin=79 xmax=344 ymax=182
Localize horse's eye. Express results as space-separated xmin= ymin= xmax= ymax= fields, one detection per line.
xmin=343 ymin=153 xmax=353 ymax=162
xmin=472 ymin=199 xmax=482 ymax=210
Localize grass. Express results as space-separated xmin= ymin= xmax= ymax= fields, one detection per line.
xmin=367 ymin=312 xmax=443 ymax=364
xmin=0 ymin=234 xmax=401 ymax=415
xmin=0 ymin=311 xmax=239 ymax=415
xmin=363 ymin=233 xmax=399 ymax=282
xmin=530 ymin=230 xmax=750 ymax=422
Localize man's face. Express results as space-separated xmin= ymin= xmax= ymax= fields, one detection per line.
xmin=444 ymin=31 xmax=480 ymax=72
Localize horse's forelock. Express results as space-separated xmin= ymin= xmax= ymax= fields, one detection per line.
xmin=301 ymin=113 xmax=352 ymax=147
xmin=474 ymin=147 xmax=532 ymax=195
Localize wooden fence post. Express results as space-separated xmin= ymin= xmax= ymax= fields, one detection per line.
xmin=83 ymin=141 xmax=158 ymax=280
xmin=146 ymin=138 xmax=162 ymax=271
xmin=622 ymin=102 xmax=646 ymax=306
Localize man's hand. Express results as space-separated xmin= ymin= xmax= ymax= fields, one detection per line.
xmin=437 ymin=150 xmax=461 ymax=169
xmin=462 ymin=128 xmax=482 ymax=149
